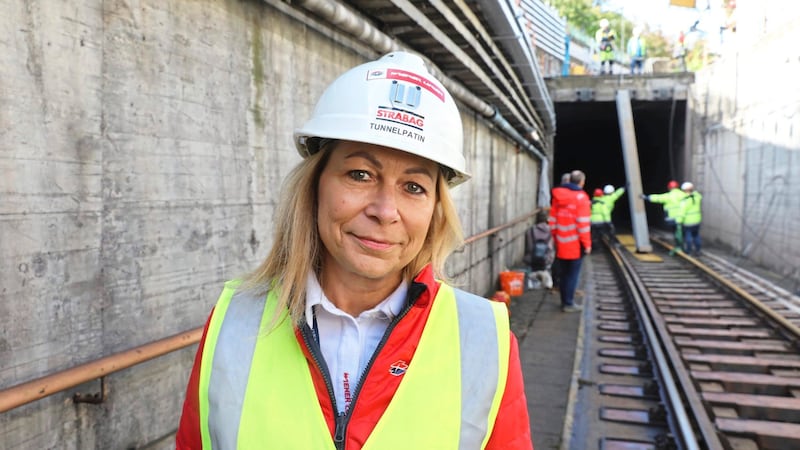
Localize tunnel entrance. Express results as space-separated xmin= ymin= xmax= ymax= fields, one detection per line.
xmin=552 ymin=98 xmax=688 ymax=232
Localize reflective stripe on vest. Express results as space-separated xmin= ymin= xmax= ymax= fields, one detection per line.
xmin=197 ymin=281 xmax=509 ymax=449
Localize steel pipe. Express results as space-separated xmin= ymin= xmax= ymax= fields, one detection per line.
xmin=0 ymin=328 xmax=203 ymax=413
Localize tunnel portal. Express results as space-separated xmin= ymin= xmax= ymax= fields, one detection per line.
xmin=546 ymin=75 xmax=693 ymax=233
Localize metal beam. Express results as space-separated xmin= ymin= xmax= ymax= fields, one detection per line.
xmin=616 ymin=90 xmax=652 ymax=252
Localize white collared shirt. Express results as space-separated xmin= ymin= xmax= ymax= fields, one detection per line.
xmin=304 ymin=273 xmax=407 ymax=414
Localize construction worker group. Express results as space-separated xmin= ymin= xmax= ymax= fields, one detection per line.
xmin=587 ymin=178 xmax=703 ymax=255
xmin=542 ymin=172 xmax=703 ymax=316
xmin=641 ymin=180 xmax=703 ymax=255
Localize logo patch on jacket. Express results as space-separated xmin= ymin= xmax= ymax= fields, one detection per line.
xmin=389 ymin=360 xmax=408 ymax=376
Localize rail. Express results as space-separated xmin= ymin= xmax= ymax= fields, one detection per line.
xmin=0 ymin=211 xmax=538 ymax=413
xmin=608 ymin=239 xmax=704 ymax=449
xmin=651 ymin=236 xmax=800 ymax=340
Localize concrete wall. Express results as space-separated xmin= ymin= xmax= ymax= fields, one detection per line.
xmin=0 ymin=0 xmax=541 ymax=447
xmin=687 ymin=14 xmax=800 ymax=287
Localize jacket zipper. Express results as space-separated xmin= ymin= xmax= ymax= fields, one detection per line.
xmin=303 ymin=281 xmax=425 ymax=450
xmin=300 ymin=324 xmax=340 ymax=438
xmin=333 ymin=300 xmax=415 ymax=450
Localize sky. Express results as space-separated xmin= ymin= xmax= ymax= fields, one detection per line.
xmin=601 ymin=0 xmax=726 ymax=38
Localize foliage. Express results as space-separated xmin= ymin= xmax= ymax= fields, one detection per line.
xmin=549 ymin=0 xmax=680 ymax=65
xmin=642 ymin=31 xmax=672 ymax=58
xmin=685 ymin=38 xmax=715 ymax=71
xmin=548 ymin=0 xmax=600 ymax=35
xmin=549 ymin=0 xmax=630 ymax=44
xmin=546 ymin=0 xmax=723 ymax=72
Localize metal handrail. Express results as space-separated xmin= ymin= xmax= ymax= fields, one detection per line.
xmin=463 ymin=211 xmax=537 ymax=244
xmin=0 ymin=211 xmax=539 ymax=413
xmin=0 ymin=328 xmax=203 ymax=413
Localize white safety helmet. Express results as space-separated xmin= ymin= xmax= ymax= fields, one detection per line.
xmin=681 ymin=181 xmax=694 ymax=191
xmin=294 ymin=52 xmax=469 ymax=186
xmin=603 ymin=184 xmax=615 ymax=195
xmin=599 ymin=18 xmax=610 ymax=28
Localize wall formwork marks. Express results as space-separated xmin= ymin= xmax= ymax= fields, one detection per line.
xmin=688 ymin=18 xmax=800 ymax=286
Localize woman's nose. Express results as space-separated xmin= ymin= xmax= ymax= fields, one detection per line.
xmin=365 ymin=185 xmax=401 ymax=224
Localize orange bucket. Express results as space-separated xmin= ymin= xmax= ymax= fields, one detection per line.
xmin=499 ymin=271 xmax=525 ymax=297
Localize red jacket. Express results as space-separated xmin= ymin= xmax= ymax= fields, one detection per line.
xmin=549 ymin=184 xmax=592 ymax=259
xmin=177 ymin=265 xmax=533 ymax=449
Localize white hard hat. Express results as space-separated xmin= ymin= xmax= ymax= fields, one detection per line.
xmin=603 ymin=184 xmax=615 ymax=195
xmin=599 ymin=18 xmax=610 ymax=28
xmin=681 ymin=181 xmax=694 ymax=191
xmin=294 ymin=52 xmax=469 ymax=186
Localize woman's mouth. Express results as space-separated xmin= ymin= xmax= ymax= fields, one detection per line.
xmin=354 ymin=234 xmax=395 ymax=251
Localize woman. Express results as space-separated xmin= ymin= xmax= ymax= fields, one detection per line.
xmin=177 ymin=52 xmax=532 ymax=449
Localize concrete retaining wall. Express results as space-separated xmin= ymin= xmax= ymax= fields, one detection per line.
xmin=0 ymin=0 xmax=541 ymax=447
xmin=687 ymin=16 xmax=800 ymax=287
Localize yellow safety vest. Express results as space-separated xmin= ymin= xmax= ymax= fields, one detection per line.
xmin=679 ymin=192 xmax=703 ymax=226
xmin=591 ymin=188 xmax=625 ymax=224
xmin=648 ymin=188 xmax=686 ymax=221
xmin=590 ymin=197 xmax=607 ymax=224
xmin=197 ymin=280 xmax=509 ymax=449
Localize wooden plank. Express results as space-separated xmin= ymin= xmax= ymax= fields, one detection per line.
xmin=684 ymin=353 xmax=800 ymax=368
xmin=716 ymin=417 xmax=800 ymax=441
xmin=676 ymin=338 xmax=790 ymax=352
xmin=667 ymin=326 xmax=772 ymax=338
xmin=703 ymin=391 xmax=800 ymax=410
xmin=693 ymin=371 xmax=800 ymax=388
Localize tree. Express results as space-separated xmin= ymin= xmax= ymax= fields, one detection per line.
xmin=548 ymin=0 xmax=601 ymax=34
xmin=549 ymin=0 xmax=631 ymax=44
xmin=548 ymin=0 xmax=681 ymax=69
xmin=685 ymin=38 xmax=715 ymax=71
xmin=642 ymin=30 xmax=672 ymax=58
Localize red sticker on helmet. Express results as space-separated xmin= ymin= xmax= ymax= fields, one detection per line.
xmin=368 ymin=68 xmax=445 ymax=102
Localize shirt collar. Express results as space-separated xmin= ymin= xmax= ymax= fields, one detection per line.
xmin=304 ymin=272 xmax=408 ymax=324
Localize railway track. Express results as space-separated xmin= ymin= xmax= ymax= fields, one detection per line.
xmin=695 ymin=249 xmax=800 ymax=330
xmin=570 ymin=235 xmax=800 ymax=450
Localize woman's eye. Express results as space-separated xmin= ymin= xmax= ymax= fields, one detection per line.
xmin=406 ymin=182 xmax=426 ymax=194
xmin=348 ymin=170 xmax=371 ymax=181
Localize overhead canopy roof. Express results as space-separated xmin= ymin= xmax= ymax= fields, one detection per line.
xmin=294 ymin=0 xmax=556 ymax=151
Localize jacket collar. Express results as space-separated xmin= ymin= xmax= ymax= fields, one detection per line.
xmin=407 ymin=264 xmax=436 ymax=308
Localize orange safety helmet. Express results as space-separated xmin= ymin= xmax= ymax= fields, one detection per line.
xmin=667 ymin=180 xmax=679 ymax=189
xmin=593 ymin=188 xmax=604 ymax=197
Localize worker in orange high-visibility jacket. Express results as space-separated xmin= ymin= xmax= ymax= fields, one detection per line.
xmin=176 ymin=51 xmax=532 ymax=450
xmin=549 ymin=170 xmax=592 ymax=312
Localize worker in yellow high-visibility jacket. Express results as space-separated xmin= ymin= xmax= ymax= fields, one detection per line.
xmin=642 ymin=180 xmax=686 ymax=254
xmin=677 ymin=181 xmax=703 ymax=256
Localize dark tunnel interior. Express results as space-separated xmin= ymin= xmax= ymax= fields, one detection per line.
xmin=552 ymin=99 xmax=688 ymax=231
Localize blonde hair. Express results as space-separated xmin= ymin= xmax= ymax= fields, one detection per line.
xmin=243 ymin=143 xmax=464 ymax=325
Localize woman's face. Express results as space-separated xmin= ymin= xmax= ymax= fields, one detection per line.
xmin=317 ymin=141 xmax=438 ymax=286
